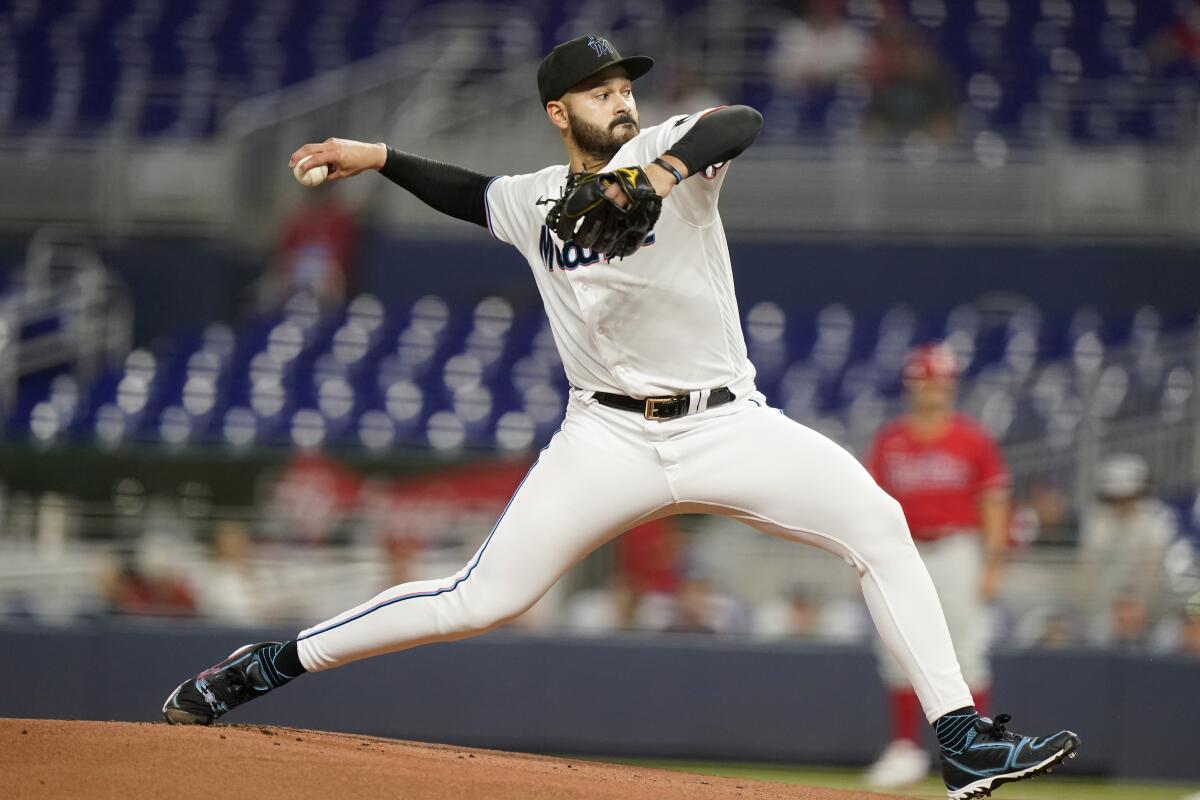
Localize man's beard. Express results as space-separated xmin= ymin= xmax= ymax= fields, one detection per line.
xmin=569 ymin=113 xmax=639 ymax=165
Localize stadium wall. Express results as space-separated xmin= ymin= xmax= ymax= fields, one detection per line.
xmin=357 ymin=235 xmax=1200 ymax=319
xmin=4 ymin=236 xmax=1197 ymax=349
xmin=2 ymin=624 xmax=1194 ymax=780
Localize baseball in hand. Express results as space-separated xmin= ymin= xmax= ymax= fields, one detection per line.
xmin=292 ymin=155 xmax=328 ymax=188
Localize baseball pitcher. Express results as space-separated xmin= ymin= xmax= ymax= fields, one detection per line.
xmin=163 ymin=36 xmax=1078 ymax=799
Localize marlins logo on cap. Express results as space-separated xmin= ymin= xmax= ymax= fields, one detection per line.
xmin=536 ymin=35 xmax=654 ymax=107
xmin=586 ymin=36 xmax=616 ymax=57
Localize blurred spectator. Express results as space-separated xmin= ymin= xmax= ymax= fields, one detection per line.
xmin=193 ymin=522 xmax=270 ymax=627
xmin=111 ymin=478 xmax=150 ymax=541
xmin=263 ymin=451 xmax=362 ymax=545
xmin=1090 ymin=590 xmax=1152 ymax=650
xmin=375 ymin=459 xmax=533 ymax=549
xmin=1034 ymin=610 xmax=1078 ymax=649
xmin=1179 ymin=598 xmax=1200 ymax=658
xmin=615 ymin=518 xmax=685 ymax=628
xmin=864 ymin=342 xmax=1007 ymax=790
xmin=665 ymin=575 xmax=721 ymax=635
xmin=1145 ymin=2 xmax=1200 ymax=73
xmin=354 ymin=477 xmax=430 ymax=553
xmin=753 ymin=584 xmax=823 ymax=640
xmin=98 ymin=554 xmax=197 ymax=617
xmin=1075 ymin=454 xmax=1177 ymax=624
xmin=1011 ymin=480 xmax=1076 ymax=548
xmin=659 ymin=569 xmax=745 ymax=636
xmin=557 ymin=520 xmax=684 ymax=634
xmin=561 ymin=522 xmax=686 ymax=633
xmin=563 ymin=574 xmax=635 ymax=635
xmin=618 ymin=519 xmax=684 ymax=595
xmin=565 ymin=524 xmax=746 ymax=635
xmin=383 ymin=533 xmax=423 ymax=587
xmin=265 ymin=190 xmax=357 ymax=310
xmin=1009 ymin=606 xmax=1082 ymax=650
xmin=770 ymin=0 xmax=869 ymax=92
xmin=863 ymin=12 xmax=958 ymax=140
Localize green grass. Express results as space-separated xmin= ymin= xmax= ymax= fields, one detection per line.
xmin=597 ymin=758 xmax=1200 ymax=800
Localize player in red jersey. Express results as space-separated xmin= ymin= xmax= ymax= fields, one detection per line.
xmin=864 ymin=342 xmax=1011 ymax=790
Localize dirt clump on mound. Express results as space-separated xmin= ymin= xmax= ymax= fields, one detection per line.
xmin=1 ymin=718 xmax=917 ymax=800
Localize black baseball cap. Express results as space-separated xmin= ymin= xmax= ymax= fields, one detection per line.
xmin=537 ymin=35 xmax=654 ymax=107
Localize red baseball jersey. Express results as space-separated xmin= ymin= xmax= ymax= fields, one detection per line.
xmin=867 ymin=414 xmax=1009 ymax=541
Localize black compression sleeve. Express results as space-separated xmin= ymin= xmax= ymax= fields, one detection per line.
xmin=662 ymin=105 xmax=763 ymax=177
xmin=378 ymin=147 xmax=491 ymax=228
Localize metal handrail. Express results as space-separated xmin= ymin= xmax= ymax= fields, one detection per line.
xmin=0 ymin=227 xmax=132 ymax=419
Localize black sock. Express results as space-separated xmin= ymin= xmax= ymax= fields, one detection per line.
xmin=260 ymin=640 xmax=307 ymax=689
xmin=934 ymin=706 xmax=979 ymax=755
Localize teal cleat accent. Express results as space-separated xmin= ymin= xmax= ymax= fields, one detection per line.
xmin=162 ymin=642 xmax=287 ymax=725
xmin=940 ymin=713 xmax=1081 ymax=799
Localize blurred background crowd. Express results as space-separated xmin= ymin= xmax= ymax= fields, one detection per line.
xmin=1 ymin=0 xmax=1199 ymax=669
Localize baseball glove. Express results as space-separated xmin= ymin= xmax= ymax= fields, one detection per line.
xmin=541 ymin=166 xmax=662 ymax=259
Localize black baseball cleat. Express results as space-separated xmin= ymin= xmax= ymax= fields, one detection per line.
xmin=940 ymin=713 xmax=1081 ymax=799
xmin=162 ymin=642 xmax=287 ymax=725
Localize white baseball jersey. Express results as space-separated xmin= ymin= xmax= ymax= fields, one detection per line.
xmin=293 ymin=110 xmax=978 ymax=730
xmin=483 ymin=109 xmax=757 ymax=399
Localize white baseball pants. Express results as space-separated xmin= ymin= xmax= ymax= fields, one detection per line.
xmin=878 ymin=533 xmax=990 ymax=691
xmin=296 ymin=391 xmax=974 ymax=723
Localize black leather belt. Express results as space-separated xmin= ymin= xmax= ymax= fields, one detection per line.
xmin=591 ymin=387 xmax=736 ymax=420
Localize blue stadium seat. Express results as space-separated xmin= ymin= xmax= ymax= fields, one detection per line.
xmin=5 ymin=288 xmax=1187 ymax=452
xmin=3 ymin=0 xmax=1196 ymax=141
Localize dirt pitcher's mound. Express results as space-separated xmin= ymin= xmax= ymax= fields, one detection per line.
xmin=1 ymin=718 xmax=918 ymax=800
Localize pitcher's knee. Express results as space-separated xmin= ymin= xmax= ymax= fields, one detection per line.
xmin=452 ymin=585 xmax=535 ymax=634
xmin=854 ymin=490 xmax=918 ymax=560
xmin=879 ymin=493 xmax=911 ymax=536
